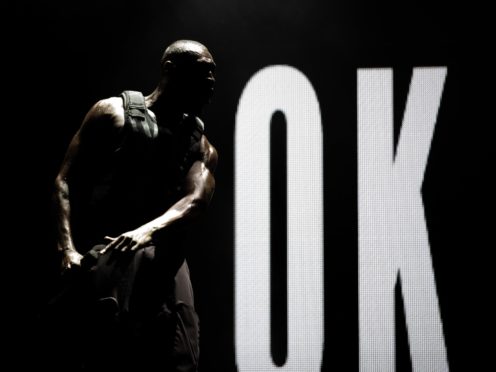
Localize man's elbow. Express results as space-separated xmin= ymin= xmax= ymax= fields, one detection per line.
xmin=188 ymin=195 xmax=210 ymax=215
xmin=184 ymin=177 xmax=215 ymax=217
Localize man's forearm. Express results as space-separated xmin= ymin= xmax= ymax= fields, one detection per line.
xmin=53 ymin=177 xmax=77 ymax=252
xmin=142 ymin=193 xmax=208 ymax=236
xmin=139 ymin=159 xmax=216 ymax=237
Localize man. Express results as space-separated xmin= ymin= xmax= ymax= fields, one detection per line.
xmin=51 ymin=40 xmax=217 ymax=371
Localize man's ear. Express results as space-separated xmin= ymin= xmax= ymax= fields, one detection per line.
xmin=163 ymin=60 xmax=176 ymax=74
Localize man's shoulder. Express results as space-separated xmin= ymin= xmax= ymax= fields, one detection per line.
xmin=193 ymin=118 xmax=215 ymax=153
xmin=200 ymin=134 xmax=218 ymax=172
xmin=92 ymin=97 xmax=124 ymax=118
xmin=200 ymin=133 xmax=215 ymax=152
xmin=85 ymin=96 xmax=125 ymax=129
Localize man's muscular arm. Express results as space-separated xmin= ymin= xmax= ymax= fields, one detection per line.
xmin=53 ymin=98 xmax=123 ymax=272
xmin=101 ymin=136 xmax=218 ymax=253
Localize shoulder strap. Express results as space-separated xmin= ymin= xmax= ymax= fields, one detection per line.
xmin=182 ymin=114 xmax=203 ymax=137
xmin=121 ymin=90 xmax=145 ymax=114
xmin=120 ymin=90 xmax=158 ymax=138
xmin=191 ymin=116 xmax=204 ymax=142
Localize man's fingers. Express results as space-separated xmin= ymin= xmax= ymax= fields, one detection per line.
xmin=99 ymin=235 xmax=142 ymax=254
xmin=121 ymin=238 xmax=138 ymax=252
xmin=61 ymin=259 xmax=80 ymax=275
xmin=100 ymin=236 xmax=122 ymax=255
xmin=99 ymin=237 xmax=116 ymax=254
xmin=129 ymin=242 xmax=141 ymax=251
xmin=113 ymin=236 xmax=131 ymax=252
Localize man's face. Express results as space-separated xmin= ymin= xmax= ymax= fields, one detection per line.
xmin=173 ymin=51 xmax=216 ymax=114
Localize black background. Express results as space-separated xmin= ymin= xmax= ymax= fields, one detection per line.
xmin=5 ymin=1 xmax=492 ymax=371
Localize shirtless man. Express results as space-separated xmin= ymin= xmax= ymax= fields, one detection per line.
xmin=52 ymin=39 xmax=217 ymax=371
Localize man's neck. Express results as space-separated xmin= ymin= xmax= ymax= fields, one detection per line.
xmin=146 ymin=88 xmax=184 ymax=129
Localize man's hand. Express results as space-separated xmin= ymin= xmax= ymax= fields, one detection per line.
xmin=100 ymin=227 xmax=154 ymax=255
xmin=61 ymin=249 xmax=84 ymax=273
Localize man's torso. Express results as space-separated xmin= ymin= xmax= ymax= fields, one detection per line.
xmin=71 ymin=91 xmax=204 ymax=251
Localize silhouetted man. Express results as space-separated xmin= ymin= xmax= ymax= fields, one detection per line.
xmin=51 ymin=40 xmax=217 ymax=371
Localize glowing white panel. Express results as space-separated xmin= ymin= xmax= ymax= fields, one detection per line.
xmin=235 ymin=65 xmax=323 ymax=372
xmin=358 ymin=68 xmax=449 ymax=372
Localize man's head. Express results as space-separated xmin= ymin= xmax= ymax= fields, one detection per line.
xmin=160 ymin=40 xmax=216 ymax=115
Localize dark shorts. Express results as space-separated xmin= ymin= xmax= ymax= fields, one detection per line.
xmin=42 ymin=244 xmax=199 ymax=372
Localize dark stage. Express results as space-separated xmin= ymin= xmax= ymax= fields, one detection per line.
xmin=5 ymin=1 xmax=492 ymax=371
